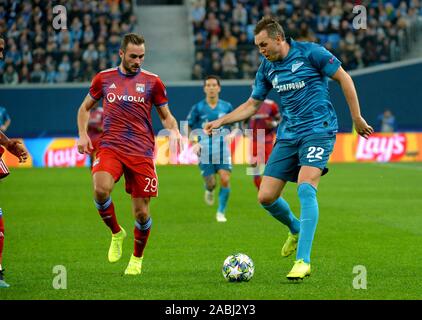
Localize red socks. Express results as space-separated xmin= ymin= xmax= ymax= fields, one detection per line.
xmin=95 ymin=198 xmax=121 ymax=234
xmin=134 ymin=218 xmax=152 ymax=258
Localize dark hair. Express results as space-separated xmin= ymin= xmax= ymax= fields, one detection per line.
xmin=254 ymin=17 xmax=285 ymax=40
xmin=120 ymin=33 xmax=145 ymax=51
xmin=204 ymin=75 xmax=221 ymax=86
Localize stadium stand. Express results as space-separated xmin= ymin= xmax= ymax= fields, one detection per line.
xmin=189 ymin=0 xmax=422 ymax=79
xmin=1 ymin=1 xmax=421 ymax=83
xmin=0 ymin=0 xmax=136 ymax=84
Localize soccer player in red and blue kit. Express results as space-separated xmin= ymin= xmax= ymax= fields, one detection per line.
xmin=77 ymin=33 xmax=181 ymax=276
xmin=247 ymin=99 xmax=280 ymax=190
xmin=0 ymin=35 xmax=29 ymax=288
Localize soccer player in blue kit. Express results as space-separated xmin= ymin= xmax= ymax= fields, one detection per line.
xmin=204 ymin=18 xmax=373 ymax=280
xmin=187 ymin=75 xmax=239 ymax=223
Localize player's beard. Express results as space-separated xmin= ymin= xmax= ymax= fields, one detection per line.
xmin=122 ymin=58 xmax=140 ymax=75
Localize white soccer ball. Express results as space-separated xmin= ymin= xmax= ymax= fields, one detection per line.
xmin=222 ymin=253 xmax=255 ymax=282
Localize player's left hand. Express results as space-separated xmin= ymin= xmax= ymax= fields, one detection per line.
xmin=353 ymin=116 xmax=374 ymax=139
xmin=169 ymin=129 xmax=183 ymax=155
xmin=5 ymin=139 xmax=28 ymax=163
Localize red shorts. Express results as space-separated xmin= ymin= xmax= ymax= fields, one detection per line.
xmin=92 ymin=147 xmax=158 ymax=198
xmin=252 ymin=141 xmax=273 ymax=164
xmin=0 ymin=147 xmax=10 ymax=180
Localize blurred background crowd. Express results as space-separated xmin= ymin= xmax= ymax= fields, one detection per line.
xmin=190 ymin=0 xmax=422 ymax=79
xmin=0 ymin=0 xmax=421 ymax=83
xmin=0 ymin=0 xmax=136 ymax=84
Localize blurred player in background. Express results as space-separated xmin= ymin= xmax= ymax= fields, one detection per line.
xmin=0 ymin=35 xmax=29 ymax=288
xmin=246 ymin=98 xmax=280 ymax=190
xmin=87 ymin=105 xmax=104 ymax=168
xmin=205 ymin=18 xmax=373 ymax=280
xmin=187 ymin=75 xmax=239 ymax=223
xmin=77 ymin=33 xmax=181 ymax=276
xmin=0 ymin=105 xmax=11 ymax=132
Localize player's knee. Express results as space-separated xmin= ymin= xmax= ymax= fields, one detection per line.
xmin=220 ymin=176 xmax=230 ymax=188
xmin=133 ymin=208 xmax=149 ymax=222
xmin=258 ymin=190 xmax=277 ymax=206
xmin=93 ymin=185 xmax=112 ymax=202
xmin=204 ymin=176 xmax=216 ymax=191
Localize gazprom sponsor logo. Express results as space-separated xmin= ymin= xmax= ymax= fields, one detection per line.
xmin=272 ymin=80 xmax=306 ymax=93
xmin=106 ymin=93 xmax=145 ymax=103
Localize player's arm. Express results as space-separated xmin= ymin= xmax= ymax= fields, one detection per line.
xmin=77 ymin=94 xmax=99 ymax=154
xmin=156 ymin=105 xmax=179 ymax=131
xmin=0 ymin=130 xmax=28 ymax=163
xmin=331 ymin=67 xmax=374 ymax=139
xmin=156 ymin=105 xmax=182 ymax=151
xmin=204 ymin=97 xmax=262 ymax=135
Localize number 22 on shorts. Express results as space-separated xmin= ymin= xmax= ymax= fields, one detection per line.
xmin=306 ymin=146 xmax=324 ymax=162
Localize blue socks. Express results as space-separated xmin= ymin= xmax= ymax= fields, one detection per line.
xmin=296 ymin=183 xmax=319 ymax=264
xmin=262 ymin=183 xmax=319 ymax=264
xmin=217 ymin=187 xmax=230 ymax=213
xmin=262 ymin=197 xmax=300 ymax=234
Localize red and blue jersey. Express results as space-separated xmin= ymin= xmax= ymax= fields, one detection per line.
xmin=89 ymin=67 xmax=168 ymax=158
xmin=249 ymin=99 xmax=279 ymax=143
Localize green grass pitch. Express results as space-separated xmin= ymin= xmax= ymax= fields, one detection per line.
xmin=0 ymin=163 xmax=421 ymax=300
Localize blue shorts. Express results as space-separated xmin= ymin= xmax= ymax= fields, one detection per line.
xmin=199 ymin=162 xmax=232 ymax=177
xmin=264 ymin=132 xmax=336 ymax=182
xmin=198 ymin=142 xmax=232 ymax=177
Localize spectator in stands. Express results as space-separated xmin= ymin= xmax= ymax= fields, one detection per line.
xmin=30 ymin=63 xmax=46 ymax=83
xmin=70 ymin=60 xmax=84 ymax=82
xmin=19 ymin=65 xmax=30 ymax=83
xmin=218 ymin=29 xmax=238 ymax=51
xmin=83 ymin=44 xmax=99 ymax=63
xmin=191 ymin=63 xmax=204 ymax=80
xmin=377 ymin=109 xmax=397 ymax=133
xmin=46 ymin=64 xmax=58 ymax=83
xmin=221 ymin=51 xmax=238 ymax=79
xmin=190 ymin=0 xmax=206 ymax=24
xmin=2 ymin=65 xmax=19 ymax=85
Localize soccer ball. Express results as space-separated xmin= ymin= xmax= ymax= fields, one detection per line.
xmin=222 ymin=253 xmax=254 ymax=282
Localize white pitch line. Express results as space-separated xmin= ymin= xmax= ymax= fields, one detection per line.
xmin=371 ymin=162 xmax=422 ymax=171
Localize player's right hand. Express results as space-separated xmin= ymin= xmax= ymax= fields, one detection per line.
xmin=5 ymin=139 xmax=28 ymax=163
xmin=203 ymin=120 xmax=223 ymax=135
xmin=77 ymin=135 xmax=94 ymax=154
